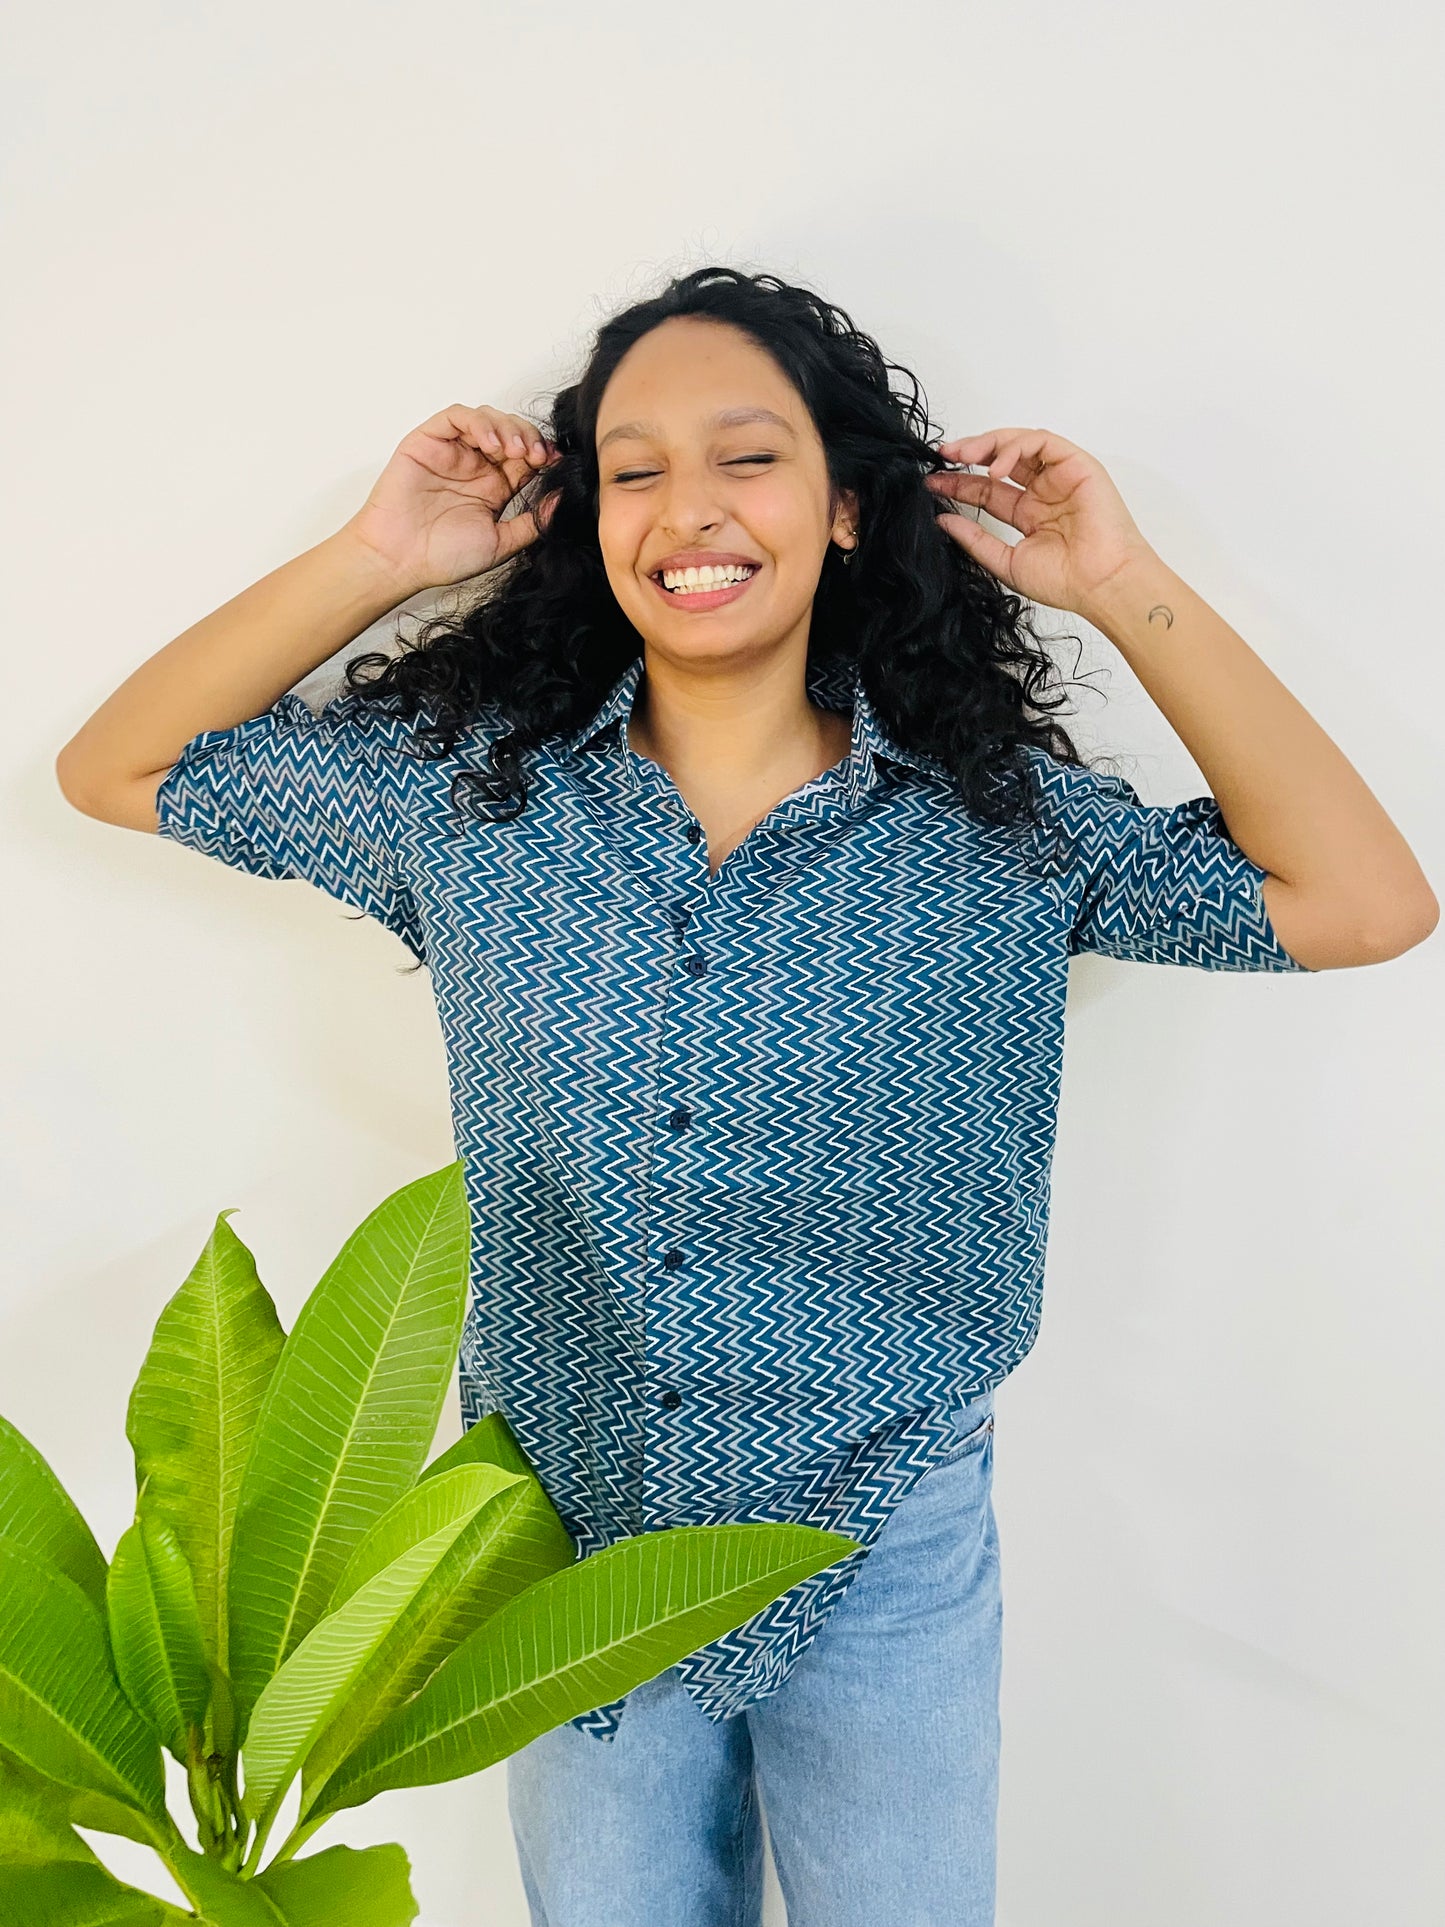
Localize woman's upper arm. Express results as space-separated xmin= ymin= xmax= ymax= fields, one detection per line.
xmin=1260 ymin=871 xmax=1439 ymax=970
xmin=55 ymin=756 xmax=173 ymax=833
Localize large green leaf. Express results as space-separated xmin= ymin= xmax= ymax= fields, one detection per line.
xmin=417 ymin=1406 xmax=537 ymax=1487
xmin=416 ymin=1409 xmax=574 ymax=1567
xmin=0 ymin=1861 xmax=198 ymax=1926
xmin=238 ymin=1471 xmax=500 ymax=1832
xmin=0 ymin=1741 xmax=169 ymax=1854
xmin=0 ymin=1743 xmax=101 ymax=1864
xmin=0 ymin=1759 xmax=200 ymax=1926
xmin=226 ymin=1164 xmax=470 ymax=1743
xmin=126 ymin=1208 xmax=287 ymax=1681
xmin=414 ymin=1409 xmax=575 ymax=1570
xmin=0 ymin=1414 xmax=108 ymax=1614
xmin=322 ymin=1464 xmax=524 ymax=1612
xmin=166 ymin=1821 xmax=415 ymax=1925
xmin=299 ymin=1468 xmax=575 ymax=1817
xmin=252 ymin=1843 xmax=418 ymax=1926
xmin=0 ymin=1541 xmax=165 ymax=1822
xmin=308 ymin=1519 xmax=862 ymax=1819
xmin=106 ymin=1516 xmax=211 ymax=1761
xmin=163 ymin=1840 xmax=286 ymax=1925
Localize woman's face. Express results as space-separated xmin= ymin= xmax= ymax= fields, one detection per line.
xmin=594 ymin=315 xmax=857 ymax=668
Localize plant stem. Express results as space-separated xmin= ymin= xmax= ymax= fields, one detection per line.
xmin=186 ymin=1761 xmax=219 ymax=1844
xmin=238 ymin=1809 xmax=276 ymax=1879
xmin=264 ymin=1808 xmax=329 ymax=1868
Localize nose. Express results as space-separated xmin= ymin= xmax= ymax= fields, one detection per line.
xmin=653 ymin=464 xmax=728 ymax=540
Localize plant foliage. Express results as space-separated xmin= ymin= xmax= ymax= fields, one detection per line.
xmin=0 ymin=1162 xmax=859 ymax=1922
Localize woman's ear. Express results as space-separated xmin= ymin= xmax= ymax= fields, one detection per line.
xmin=831 ymin=487 xmax=860 ymax=542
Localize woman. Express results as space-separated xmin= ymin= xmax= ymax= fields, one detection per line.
xmin=55 ymin=267 xmax=1436 ymax=1927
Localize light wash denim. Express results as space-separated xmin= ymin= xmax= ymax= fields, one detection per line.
xmin=505 ymin=1393 xmax=1001 ymax=1927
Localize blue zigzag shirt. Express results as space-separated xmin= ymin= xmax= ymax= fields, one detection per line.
xmin=155 ymin=648 xmax=1312 ymax=1741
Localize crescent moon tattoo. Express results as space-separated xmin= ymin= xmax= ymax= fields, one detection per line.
xmin=1147 ymin=604 xmax=1175 ymax=629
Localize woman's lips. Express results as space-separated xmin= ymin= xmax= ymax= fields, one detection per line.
xmin=647 ymin=566 xmax=761 ymax=611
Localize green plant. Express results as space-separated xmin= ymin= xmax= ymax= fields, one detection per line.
xmin=0 ymin=1161 xmax=859 ymax=1924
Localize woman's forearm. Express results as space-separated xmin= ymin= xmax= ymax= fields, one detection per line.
xmin=55 ymin=522 xmax=417 ymax=810
xmin=1081 ymin=548 xmax=1438 ymax=960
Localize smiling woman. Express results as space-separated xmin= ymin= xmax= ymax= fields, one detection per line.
xmin=321 ymin=264 xmax=1096 ymax=852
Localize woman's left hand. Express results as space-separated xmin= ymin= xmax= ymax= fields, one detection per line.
xmin=924 ymin=427 xmax=1155 ymax=615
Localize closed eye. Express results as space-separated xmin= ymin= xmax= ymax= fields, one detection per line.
xmin=611 ymin=455 xmax=777 ymax=483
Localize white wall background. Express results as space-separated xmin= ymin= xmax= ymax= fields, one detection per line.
xmin=4 ymin=3 xmax=1442 ymax=1922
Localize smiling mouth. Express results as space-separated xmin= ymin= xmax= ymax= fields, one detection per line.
xmin=651 ymin=565 xmax=761 ymax=596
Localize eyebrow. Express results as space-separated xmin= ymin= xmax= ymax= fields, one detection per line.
xmin=597 ymin=406 xmax=797 ymax=454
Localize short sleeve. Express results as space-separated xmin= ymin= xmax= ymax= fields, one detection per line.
xmin=154 ymin=691 xmax=427 ymax=964
xmin=1023 ymin=748 xmax=1313 ymax=973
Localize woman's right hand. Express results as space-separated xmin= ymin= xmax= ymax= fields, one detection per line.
xmin=342 ymin=403 xmax=564 ymax=594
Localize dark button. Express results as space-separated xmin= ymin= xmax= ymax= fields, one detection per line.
xmin=659 ymin=1389 xmax=682 ymax=1410
xmin=667 ymin=1106 xmax=693 ymax=1132
xmin=685 ymin=822 xmax=702 ymax=843
xmin=682 ymin=953 xmax=708 ymax=977
xmin=670 ymin=905 xmax=691 ymax=938
xmin=661 ymin=1248 xmax=684 ymax=1270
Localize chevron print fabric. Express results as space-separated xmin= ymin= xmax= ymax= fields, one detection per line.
xmin=155 ymin=649 xmax=1312 ymax=1741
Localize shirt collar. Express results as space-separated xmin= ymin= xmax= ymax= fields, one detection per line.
xmin=558 ymin=653 xmax=947 ymax=796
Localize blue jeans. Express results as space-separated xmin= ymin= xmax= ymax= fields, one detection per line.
xmin=506 ymin=1395 xmax=1001 ymax=1927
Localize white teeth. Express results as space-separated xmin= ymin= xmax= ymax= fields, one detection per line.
xmin=659 ymin=563 xmax=757 ymax=593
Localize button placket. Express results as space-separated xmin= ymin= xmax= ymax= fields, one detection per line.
xmin=645 ymin=865 xmax=716 ymax=1510
xmin=648 ymin=1099 xmax=694 ymax=1450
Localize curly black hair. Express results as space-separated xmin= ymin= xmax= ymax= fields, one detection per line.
xmin=340 ymin=264 xmax=1097 ymax=847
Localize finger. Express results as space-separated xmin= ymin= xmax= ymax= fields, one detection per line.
xmin=924 ymin=465 xmax=1020 ymax=499
xmin=934 ymin=510 xmax=1017 ymax=585
xmin=931 ymin=433 xmax=1021 ymax=487
xmin=461 ymin=406 xmax=508 ymax=459
xmin=482 ymin=408 xmax=559 ymax=465
xmin=482 ymin=415 xmax=529 ymax=474
xmin=491 ymin=506 xmax=543 ymax=565
xmin=985 ymin=439 xmax=1031 ymax=486
xmin=419 ymin=402 xmax=488 ymax=444
xmin=499 ymin=416 xmax=531 ymax=460
xmin=464 ymin=407 xmax=541 ymax=470
xmin=469 ymin=411 xmax=548 ymax=493
xmin=414 ymin=404 xmax=507 ymax=467
xmin=937 ymin=428 xmax=1075 ymax=486
xmin=936 ymin=428 xmax=1047 ymax=457
xmin=504 ymin=414 xmax=552 ymax=465
xmin=927 ymin=470 xmax=1028 ymax=533
xmin=933 ymin=430 xmax=1021 ymax=466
